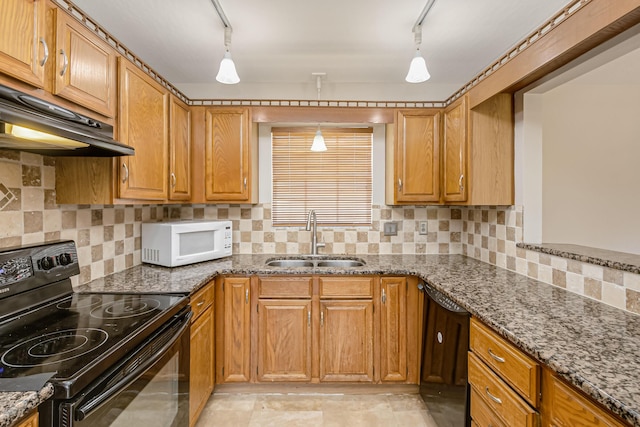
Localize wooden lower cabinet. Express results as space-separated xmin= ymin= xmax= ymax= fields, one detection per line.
xmin=379 ymin=277 xmax=407 ymax=382
xmin=257 ymin=299 xmax=312 ymax=382
xmin=541 ymin=369 xmax=628 ymax=427
xmin=16 ymin=411 xmax=38 ymax=427
xmin=216 ymin=277 xmax=251 ymax=383
xmin=319 ymin=300 xmax=374 ymax=382
xmin=189 ymin=302 xmax=214 ymax=427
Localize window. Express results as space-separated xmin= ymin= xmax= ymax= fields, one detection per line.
xmin=271 ymin=127 xmax=372 ymax=226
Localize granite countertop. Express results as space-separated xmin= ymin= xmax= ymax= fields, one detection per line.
xmin=0 ymin=384 xmax=53 ymax=427
xmin=3 ymin=254 xmax=640 ymax=426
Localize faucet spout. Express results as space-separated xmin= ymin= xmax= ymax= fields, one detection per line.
xmin=305 ymin=210 xmax=325 ymax=255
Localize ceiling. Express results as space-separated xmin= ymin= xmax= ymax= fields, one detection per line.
xmin=71 ymin=0 xmax=572 ymax=101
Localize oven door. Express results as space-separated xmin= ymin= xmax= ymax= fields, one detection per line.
xmin=57 ymin=310 xmax=191 ymax=427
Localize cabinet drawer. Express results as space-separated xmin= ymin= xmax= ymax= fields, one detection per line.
xmin=191 ymin=282 xmax=214 ymax=321
xmin=468 ymin=352 xmax=538 ymax=427
xmin=319 ymin=277 xmax=373 ymax=298
xmin=470 ymin=318 xmax=539 ymax=406
xmin=258 ymin=277 xmax=312 ymax=298
xmin=470 ymin=386 xmax=507 ymax=427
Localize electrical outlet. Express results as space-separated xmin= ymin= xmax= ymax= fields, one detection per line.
xmin=419 ymin=221 xmax=428 ymax=235
xmin=383 ymin=221 xmax=398 ymax=236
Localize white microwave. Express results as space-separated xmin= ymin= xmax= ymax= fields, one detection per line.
xmin=141 ymin=220 xmax=232 ymax=267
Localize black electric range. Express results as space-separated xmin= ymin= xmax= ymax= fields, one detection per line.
xmin=0 ymin=240 xmax=189 ymax=401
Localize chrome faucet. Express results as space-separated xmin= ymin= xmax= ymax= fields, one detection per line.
xmin=305 ymin=210 xmax=325 ymax=255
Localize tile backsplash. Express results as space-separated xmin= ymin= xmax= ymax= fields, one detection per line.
xmin=1 ymin=150 xmax=639 ymax=316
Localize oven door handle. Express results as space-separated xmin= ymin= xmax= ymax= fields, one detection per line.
xmin=74 ymin=311 xmax=192 ymax=421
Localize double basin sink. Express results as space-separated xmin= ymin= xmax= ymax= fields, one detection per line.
xmin=265 ymin=257 xmax=365 ymax=268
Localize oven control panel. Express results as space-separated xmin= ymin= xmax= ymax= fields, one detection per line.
xmin=0 ymin=240 xmax=79 ymax=295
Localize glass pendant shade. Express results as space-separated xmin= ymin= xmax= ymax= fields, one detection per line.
xmin=310 ymin=129 xmax=327 ymax=152
xmin=405 ymin=49 xmax=430 ymax=83
xmin=216 ymin=51 xmax=240 ymax=84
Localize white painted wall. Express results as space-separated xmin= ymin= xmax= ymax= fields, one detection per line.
xmin=540 ymin=82 xmax=640 ymax=254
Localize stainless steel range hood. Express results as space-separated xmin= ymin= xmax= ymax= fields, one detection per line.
xmin=0 ymin=84 xmax=134 ymax=157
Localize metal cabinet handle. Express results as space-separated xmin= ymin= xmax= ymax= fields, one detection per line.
xmin=196 ymin=300 xmax=205 ymax=307
xmin=320 ymin=311 xmax=324 ymax=327
xmin=398 ymin=178 xmax=403 ymax=192
xmin=59 ymin=49 xmax=68 ymax=76
xmin=458 ymin=174 xmax=464 ymax=192
xmin=39 ymin=38 xmax=49 ymax=67
xmin=121 ymin=163 xmax=129 ymax=183
xmin=488 ymin=349 xmax=505 ymax=363
xmin=485 ymin=387 xmax=503 ymax=405
xmin=307 ymin=311 xmax=311 ymax=327
xmin=170 ymin=172 xmax=177 ymax=188
xmin=382 ymin=288 xmax=386 ymax=304
xmin=243 ymin=177 xmax=247 ymax=189
xmin=245 ymin=288 xmax=249 ymax=304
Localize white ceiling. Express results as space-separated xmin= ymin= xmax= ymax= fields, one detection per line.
xmin=71 ymin=0 xmax=572 ymax=101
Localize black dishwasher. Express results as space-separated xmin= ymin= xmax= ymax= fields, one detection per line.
xmin=418 ymin=282 xmax=471 ymax=427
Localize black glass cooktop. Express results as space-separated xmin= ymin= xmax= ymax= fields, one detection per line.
xmin=0 ymin=292 xmax=187 ymax=398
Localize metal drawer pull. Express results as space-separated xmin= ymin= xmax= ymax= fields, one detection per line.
xmin=245 ymin=289 xmax=249 ymax=304
xmin=382 ymin=288 xmax=386 ymax=304
xmin=485 ymin=387 xmax=502 ymax=405
xmin=196 ymin=300 xmax=205 ymax=307
xmin=39 ymin=38 xmax=49 ymax=66
xmin=59 ymin=49 xmax=68 ymax=76
xmin=307 ymin=311 xmax=311 ymax=327
xmin=488 ymin=349 xmax=506 ymax=363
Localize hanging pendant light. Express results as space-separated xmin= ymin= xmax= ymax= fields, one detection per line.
xmin=310 ymin=127 xmax=326 ymax=152
xmin=216 ymin=27 xmax=240 ymax=84
xmin=406 ymin=0 xmax=436 ymax=83
xmin=310 ymin=73 xmax=327 ymax=152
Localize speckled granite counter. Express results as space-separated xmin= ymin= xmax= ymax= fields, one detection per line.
xmin=518 ymin=242 xmax=640 ymax=274
xmin=5 ymin=254 xmax=639 ymax=426
xmin=0 ymin=384 xmax=53 ymax=427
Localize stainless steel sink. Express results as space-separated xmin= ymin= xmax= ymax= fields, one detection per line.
xmin=265 ymin=259 xmax=315 ymax=267
xmin=265 ymin=258 xmax=365 ymax=268
xmin=316 ymin=260 xmax=365 ymax=268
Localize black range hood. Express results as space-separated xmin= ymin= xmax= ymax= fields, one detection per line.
xmin=0 ymin=83 xmax=134 ymax=157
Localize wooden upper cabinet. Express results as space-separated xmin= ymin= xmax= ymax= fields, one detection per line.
xmin=118 ymin=58 xmax=169 ymax=200
xmin=204 ymin=107 xmax=257 ymax=203
xmin=169 ymin=96 xmax=191 ymax=201
xmin=443 ymin=96 xmax=468 ymax=203
xmin=467 ymin=94 xmax=514 ymax=205
xmin=386 ymin=109 xmax=441 ymax=204
xmin=51 ymin=8 xmax=117 ymax=118
xmin=0 ymin=0 xmax=47 ymax=88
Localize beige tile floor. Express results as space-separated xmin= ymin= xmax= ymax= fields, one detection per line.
xmin=194 ymin=392 xmax=439 ymax=427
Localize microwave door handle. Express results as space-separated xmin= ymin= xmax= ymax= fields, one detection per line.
xmin=74 ymin=312 xmax=192 ymax=421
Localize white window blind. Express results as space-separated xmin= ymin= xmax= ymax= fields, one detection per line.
xmin=271 ymin=127 xmax=373 ymax=226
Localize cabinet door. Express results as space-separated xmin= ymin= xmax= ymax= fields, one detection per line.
xmin=189 ymin=306 xmax=214 ymax=427
xmin=222 ymin=277 xmax=251 ymax=382
xmin=319 ymin=300 xmax=373 ymax=382
xmin=53 ymin=9 xmax=116 ymax=117
xmin=542 ymin=370 xmax=627 ymax=427
xmin=257 ymin=299 xmax=311 ymax=382
xmin=118 ymin=58 xmax=169 ymax=200
xmin=169 ymin=96 xmax=191 ymax=201
xmin=205 ymin=108 xmax=251 ymax=202
xmin=395 ymin=110 xmax=440 ymax=203
xmin=380 ymin=277 xmax=407 ymax=382
xmin=0 ymin=0 xmax=46 ymax=87
xmin=443 ymin=96 xmax=468 ymax=202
